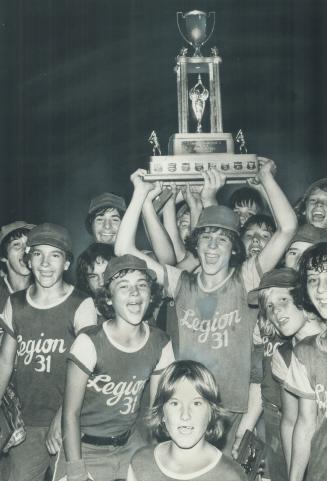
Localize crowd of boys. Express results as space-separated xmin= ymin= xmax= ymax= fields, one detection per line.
xmin=0 ymin=162 xmax=326 ymax=481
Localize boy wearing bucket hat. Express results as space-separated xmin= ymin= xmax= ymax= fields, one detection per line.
xmin=0 ymin=221 xmax=35 ymax=312
xmin=115 ymin=159 xmax=297 ymax=455
xmin=0 ymin=223 xmax=97 ymax=481
xmin=52 ymin=254 xmax=174 ymax=481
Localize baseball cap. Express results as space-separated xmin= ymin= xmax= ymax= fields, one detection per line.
xmin=290 ymin=223 xmax=327 ymax=246
xmin=196 ymin=206 xmax=240 ymax=234
xmin=0 ymin=221 xmax=35 ymax=245
xmin=248 ymin=267 xmax=299 ymax=306
xmin=27 ymin=223 xmax=73 ymax=255
xmin=103 ymin=254 xmax=156 ymax=283
xmin=85 ymin=193 xmax=126 ymax=234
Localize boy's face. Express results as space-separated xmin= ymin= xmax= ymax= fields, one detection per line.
xmin=197 ymin=228 xmax=233 ymax=275
xmin=285 ymin=241 xmax=312 ymax=270
xmin=163 ymin=378 xmax=210 ymax=450
xmin=242 ymin=223 xmax=272 ymax=259
xmin=92 ymin=207 xmax=121 ymax=245
xmin=265 ymin=287 xmax=306 ymax=337
xmin=3 ymin=234 xmax=30 ymax=277
xmin=110 ymin=270 xmax=151 ymax=326
xmin=305 ymin=188 xmax=327 ymax=229
xmin=28 ymin=244 xmax=70 ymax=288
xmin=177 ymin=212 xmax=191 ymax=242
xmin=307 ymin=262 xmax=327 ymax=319
xmin=233 ymin=200 xmax=258 ymax=227
xmin=86 ymin=256 xmax=108 ymax=294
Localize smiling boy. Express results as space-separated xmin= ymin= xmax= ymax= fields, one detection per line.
xmin=85 ymin=192 xmax=127 ymax=245
xmin=0 ymin=223 xmax=97 ymax=481
xmin=0 ymin=221 xmax=35 ymax=312
xmin=115 ymin=158 xmax=297 ymax=455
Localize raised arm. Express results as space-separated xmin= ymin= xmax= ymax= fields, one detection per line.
xmin=162 ymin=185 xmax=187 ymax=263
xmin=254 ymin=157 xmax=297 ymax=272
xmin=115 ymin=169 xmax=165 ymax=285
xmin=142 ymin=183 xmax=176 ymax=266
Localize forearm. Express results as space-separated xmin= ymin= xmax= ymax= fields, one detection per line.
xmin=261 ymin=173 xmax=297 ymax=234
xmin=142 ymin=200 xmax=176 ymax=265
xmin=237 ymin=383 xmax=263 ymax=437
xmin=115 ymin=188 xmax=146 ymax=257
xmin=63 ymin=411 xmax=82 ymax=462
xmin=289 ymin=418 xmax=315 ymax=481
xmin=162 ymin=201 xmax=186 ymax=263
xmin=281 ymin=414 xmax=295 ymax=473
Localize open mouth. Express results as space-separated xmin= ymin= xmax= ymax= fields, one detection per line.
xmin=278 ymin=317 xmax=289 ymax=327
xmin=178 ymin=426 xmax=194 ymax=435
xmin=204 ymin=253 xmax=219 ymax=263
xmin=249 ymin=247 xmax=261 ymax=256
xmin=39 ymin=271 xmax=53 ymax=278
xmin=127 ymin=302 xmax=142 ymax=313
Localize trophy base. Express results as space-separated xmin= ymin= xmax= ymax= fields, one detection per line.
xmin=145 ymin=153 xmax=258 ymax=185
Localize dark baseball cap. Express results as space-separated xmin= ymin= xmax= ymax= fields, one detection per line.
xmin=85 ymin=192 xmax=126 ymax=234
xmin=0 ymin=221 xmax=35 ymax=245
xmin=196 ymin=206 xmax=240 ymax=234
xmin=248 ymin=267 xmax=299 ymax=306
xmin=27 ymin=223 xmax=73 ymax=255
xmin=103 ymin=254 xmax=156 ymax=283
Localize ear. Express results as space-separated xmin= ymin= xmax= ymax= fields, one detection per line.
xmin=0 ymin=257 xmax=8 ymax=265
xmin=106 ymin=299 xmax=112 ymax=306
xmin=28 ymin=259 xmax=32 ymax=269
xmin=232 ymin=250 xmax=236 ymax=255
xmin=64 ymin=261 xmax=70 ymax=271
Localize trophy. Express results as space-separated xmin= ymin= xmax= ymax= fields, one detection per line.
xmin=144 ymin=10 xmax=258 ymax=185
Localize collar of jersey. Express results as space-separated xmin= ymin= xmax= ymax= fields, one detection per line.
xmin=102 ymin=320 xmax=150 ymax=353
xmin=26 ymin=284 xmax=74 ymax=309
xmin=154 ymin=441 xmax=221 ymax=480
xmin=197 ymin=268 xmax=234 ymax=293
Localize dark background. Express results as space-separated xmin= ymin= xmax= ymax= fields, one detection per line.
xmin=0 ymin=0 xmax=326 ymax=255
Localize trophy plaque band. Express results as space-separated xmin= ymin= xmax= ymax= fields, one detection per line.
xmin=144 ymin=153 xmax=257 ymax=185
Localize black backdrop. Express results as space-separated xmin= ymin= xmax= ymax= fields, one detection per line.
xmin=1 ymin=0 xmax=326 ymax=255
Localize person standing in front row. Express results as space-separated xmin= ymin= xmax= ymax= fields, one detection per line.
xmin=0 ymin=223 xmax=97 ymax=481
xmin=52 ymin=254 xmax=174 ymax=481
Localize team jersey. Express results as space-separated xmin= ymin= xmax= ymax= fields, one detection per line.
xmin=0 ymin=285 xmax=97 ymax=426
xmin=69 ymin=322 xmax=174 ymax=437
xmin=163 ymin=257 xmax=261 ymax=412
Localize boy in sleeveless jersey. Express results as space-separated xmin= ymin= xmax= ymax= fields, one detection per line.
xmin=0 ymin=223 xmax=97 ymax=481
xmin=115 ymin=158 xmax=297 ymax=455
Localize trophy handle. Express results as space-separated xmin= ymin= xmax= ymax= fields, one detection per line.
xmin=205 ymin=12 xmax=216 ymax=45
xmin=176 ymin=12 xmax=193 ymax=47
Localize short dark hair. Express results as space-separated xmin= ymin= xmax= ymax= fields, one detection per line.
xmin=241 ymin=214 xmax=276 ymax=238
xmin=85 ymin=206 xmax=123 ymax=235
xmin=76 ymin=243 xmax=114 ymax=296
xmin=146 ymin=360 xmax=228 ymax=444
xmin=0 ymin=228 xmax=30 ymax=259
xmin=185 ymin=226 xmax=245 ymax=267
xmin=95 ymin=268 xmax=162 ymax=320
xmin=229 ymin=187 xmax=264 ymax=211
xmin=295 ymin=242 xmax=327 ymax=316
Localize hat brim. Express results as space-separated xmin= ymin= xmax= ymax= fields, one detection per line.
xmin=105 ymin=265 xmax=157 ymax=283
